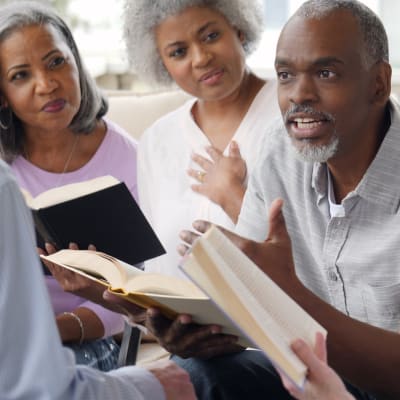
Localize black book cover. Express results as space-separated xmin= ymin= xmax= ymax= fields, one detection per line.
xmin=32 ymin=182 xmax=165 ymax=266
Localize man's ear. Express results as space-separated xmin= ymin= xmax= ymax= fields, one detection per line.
xmin=370 ymin=61 xmax=392 ymax=106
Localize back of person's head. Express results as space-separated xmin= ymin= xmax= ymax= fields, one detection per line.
xmin=292 ymin=0 xmax=388 ymax=67
xmin=123 ymin=0 xmax=264 ymax=86
xmin=0 ymin=1 xmax=108 ymax=161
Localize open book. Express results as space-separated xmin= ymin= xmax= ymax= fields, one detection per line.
xmin=22 ymin=175 xmax=165 ymax=266
xmin=179 ymin=226 xmax=327 ymax=388
xmin=41 ymin=249 xmax=257 ymax=340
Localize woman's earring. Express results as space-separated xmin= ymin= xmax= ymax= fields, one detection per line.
xmin=0 ymin=106 xmax=12 ymax=130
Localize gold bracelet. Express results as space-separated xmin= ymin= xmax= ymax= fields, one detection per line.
xmin=62 ymin=311 xmax=85 ymax=345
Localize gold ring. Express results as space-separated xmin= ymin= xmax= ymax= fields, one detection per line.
xmin=197 ymin=171 xmax=206 ymax=182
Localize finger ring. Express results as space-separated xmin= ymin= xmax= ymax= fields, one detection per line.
xmin=197 ymin=171 xmax=206 ymax=182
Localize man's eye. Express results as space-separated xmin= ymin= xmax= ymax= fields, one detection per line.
xmin=319 ymin=70 xmax=335 ymax=79
xmin=277 ymin=71 xmax=291 ymax=80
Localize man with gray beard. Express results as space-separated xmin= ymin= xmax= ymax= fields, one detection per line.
xmin=232 ymin=0 xmax=398 ymax=398
xmin=282 ymin=104 xmax=338 ymax=162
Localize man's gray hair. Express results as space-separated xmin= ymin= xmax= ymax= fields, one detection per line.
xmin=0 ymin=1 xmax=108 ymax=161
xmin=293 ymin=0 xmax=389 ymax=67
xmin=123 ymin=0 xmax=264 ymax=87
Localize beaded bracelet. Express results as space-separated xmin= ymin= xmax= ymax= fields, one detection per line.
xmin=62 ymin=311 xmax=85 ymax=345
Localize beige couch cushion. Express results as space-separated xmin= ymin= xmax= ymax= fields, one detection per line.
xmin=106 ymin=90 xmax=191 ymax=140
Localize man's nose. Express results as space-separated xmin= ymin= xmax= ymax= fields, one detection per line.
xmin=289 ymin=74 xmax=319 ymax=105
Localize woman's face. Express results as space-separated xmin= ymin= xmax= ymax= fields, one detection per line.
xmin=155 ymin=6 xmax=247 ymax=101
xmin=0 ymin=23 xmax=81 ymax=135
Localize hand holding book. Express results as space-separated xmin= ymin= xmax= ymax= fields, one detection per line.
xmin=178 ymin=198 xmax=326 ymax=387
xmin=179 ymin=198 xmax=299 ymax=295
xmin=43 ymin=197 xmax=326 ymax=388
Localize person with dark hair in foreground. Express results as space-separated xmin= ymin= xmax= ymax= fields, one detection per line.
xmin=123 ymin=0 xmax=280 ymax=278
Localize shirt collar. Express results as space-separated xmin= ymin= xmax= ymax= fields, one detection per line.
xmin=311 ymin=98 xmax=400 ymax=213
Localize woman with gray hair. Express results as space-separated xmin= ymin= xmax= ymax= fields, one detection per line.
xmin=0 ymin=1 xmax=139 ymax=371
xmin=123 ymin=0 xmax=280 ymax=278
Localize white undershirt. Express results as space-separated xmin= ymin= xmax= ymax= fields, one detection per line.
xmin=327 ymin=169 xmax=345 ymax=218
xmin=138 ymin=80 xmax=281 ymax=278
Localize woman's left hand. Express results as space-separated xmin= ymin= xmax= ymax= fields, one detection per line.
xmin=188 ymin=141 xmax=247 ymax=222
xmin=278 ymin=333 xmax=355 ymax=400
xmin=40 ymin=242 xmax=96 ymax=293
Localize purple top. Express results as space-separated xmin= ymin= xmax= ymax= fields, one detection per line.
xmin=11 ymin=118 xmax=138 ymax=337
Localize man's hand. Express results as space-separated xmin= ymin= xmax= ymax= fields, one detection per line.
xmin=146 ymin=359 xmax=197 ymax=400
xmin=146 ymin=308 xmax=243 ymax=359
xmin=179 ymin=198 xmax=301 ymax=293
xmin=103 ymin=291 xmax=241 ymax=353
xmin=103 ymin=290 xmax=146 ymax=323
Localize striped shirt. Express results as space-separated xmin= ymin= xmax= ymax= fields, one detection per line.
xmin=236 ymin=100 xmax=400 ymax=332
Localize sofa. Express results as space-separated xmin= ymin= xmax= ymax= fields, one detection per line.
xmin=106 ymin=89 xmax=191 ymax=140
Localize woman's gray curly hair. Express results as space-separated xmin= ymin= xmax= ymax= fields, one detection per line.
xmin=123 ymin=0 xmax=265 ymax=87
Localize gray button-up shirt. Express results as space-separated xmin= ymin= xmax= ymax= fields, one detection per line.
xmin=236 ymin=100 xmax=400 ymax=332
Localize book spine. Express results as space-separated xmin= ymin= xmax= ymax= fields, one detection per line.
xmin=33 ymin=210 xmax=62 ymax=250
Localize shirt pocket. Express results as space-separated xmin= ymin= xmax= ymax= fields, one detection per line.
xmin=362 ymin=283 xmax=400 ymax=332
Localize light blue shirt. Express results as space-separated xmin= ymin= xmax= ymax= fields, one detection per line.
xmin=0 ymin=160 xmax=165 ymax=400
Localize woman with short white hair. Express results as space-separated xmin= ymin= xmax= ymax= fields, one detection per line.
xmin=123 ymin=0 xmax=280 ymax=278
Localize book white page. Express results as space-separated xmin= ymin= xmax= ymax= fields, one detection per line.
xmin=41 ymin=249 xmax=143 ymax=288
xmin=204 ymin=227 xmax=325 ymax=344
xmin=27 ymin=175 xmax=119 ymax=209
xmin=181 ymin=226 xmax=327 ymax=387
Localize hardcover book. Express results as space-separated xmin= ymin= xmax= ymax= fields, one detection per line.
xmin=22 ymin=175 xmax=165 ymax=266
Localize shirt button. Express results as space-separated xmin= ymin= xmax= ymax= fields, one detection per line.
xmin=329 ymin=271 xmax=338 ymax=281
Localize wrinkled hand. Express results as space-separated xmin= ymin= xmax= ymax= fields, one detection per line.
xmin=188 ymin=141 xmax=247 ymax=221
xmin=279 ymin=333 xmax=354 ymax=400
xmin=179 ymin=198 xmax=300 ymax=293
xmin=146 ymin=308 xmax=243 ymax=359
xmin=147 ymin=359 xmax=197 ymax=400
